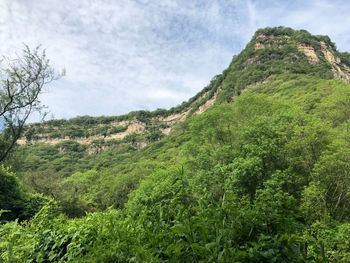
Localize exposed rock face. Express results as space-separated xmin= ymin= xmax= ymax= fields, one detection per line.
xmin=254 ymin=34 xmax=290 ymax=50
xmin=157 ymin=110 xmax=190 ymax=123
xmin=254 ymin=42 xmax=267 ymax=50
xmin=253 ymin=32 xmax=350 ymax=83
xmin=20 ymin=121 xmax=146 ymax=146
xmin=194 ymin=88 xmax=220 ymax=115
xmin=109 ymin=122 xmax=145 ymax=140
xmin=297 ymin=44 xmax=319 ymax=64
xmin=161 ymin=127 xmax=172 ymax=135
xmin=320 ymin=42 xmax=350 ymax=83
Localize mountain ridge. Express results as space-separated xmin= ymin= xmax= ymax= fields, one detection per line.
xmin=19 ymin=27 xmax=350 ymax=152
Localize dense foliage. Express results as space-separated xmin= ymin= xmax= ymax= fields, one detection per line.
xmin=1 ymin=27 xmax=350 ymax=262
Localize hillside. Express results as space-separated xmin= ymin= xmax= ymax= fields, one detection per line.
xmin=12 ymin=27 xmax=350 ymax=176
xmin=1 ymin=27 xmax=350 ymax=262
xmin=18 ymin=26 xmax=350 ymax=149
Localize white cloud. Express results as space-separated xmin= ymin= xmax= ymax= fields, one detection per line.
xmin=0 ymin=0 xmax=350 ymax=120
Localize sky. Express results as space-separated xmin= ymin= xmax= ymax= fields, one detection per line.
xmin=1 ymin=0 xmax=350 ymax=120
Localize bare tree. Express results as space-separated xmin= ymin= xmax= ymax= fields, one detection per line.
xmin=0 ymin=45 xmax=62 ymax=162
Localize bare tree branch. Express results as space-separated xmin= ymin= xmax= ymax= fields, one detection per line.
xmin=0 ymin=45 xmax=62 ymax=162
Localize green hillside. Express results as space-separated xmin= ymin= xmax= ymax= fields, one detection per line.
xmin=1 ymin=27 xmax=350 ymax=262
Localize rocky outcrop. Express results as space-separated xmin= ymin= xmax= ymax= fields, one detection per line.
xmin=320 ymin=42 xmax=350 ymax=83
xmin=297 ymin=44 xmax=319 ymax=64
xmin=254 ymin=33 xmax=350 ymax=83
xmin=194 ymin=88 xmax=220 ymax=115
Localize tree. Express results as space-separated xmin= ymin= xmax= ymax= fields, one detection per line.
xmin=0 ymin=45 xmax=61 ymax=162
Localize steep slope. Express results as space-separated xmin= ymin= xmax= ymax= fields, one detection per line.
xmin=2 ymin=26 xmax=350 ymax=262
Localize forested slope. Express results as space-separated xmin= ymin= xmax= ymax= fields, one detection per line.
xmin=1 ymin=27 xmax=350 ymax=262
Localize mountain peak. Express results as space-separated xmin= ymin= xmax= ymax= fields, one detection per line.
xmin=216 ymin=27 xmax=350 ymax=102
xmin=252 ymin=27 xmax=336 ymax=51
xmin=250 ymin=27 xmax=350 ymax=81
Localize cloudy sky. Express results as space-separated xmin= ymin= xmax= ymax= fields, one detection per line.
xmin=1 ymin=0 xmax=350 ymax=120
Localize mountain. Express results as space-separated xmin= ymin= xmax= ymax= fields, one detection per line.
xmin=2 ymin=27 xmax=350 ymax=262
xmin=13 ymin=26 xmax=350 ymax=177
xmin=19 ymin=27 xmax=350 ymax=148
